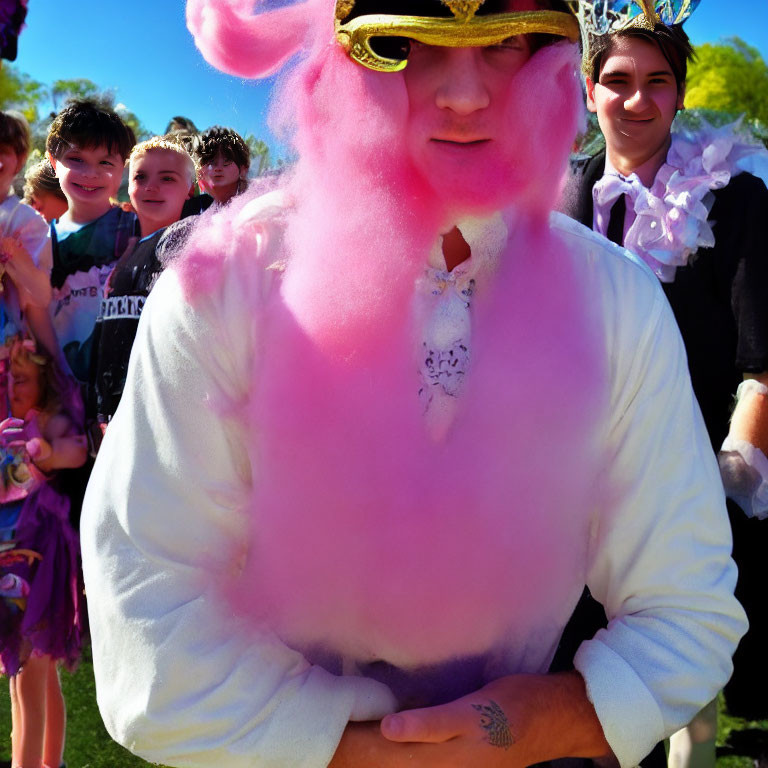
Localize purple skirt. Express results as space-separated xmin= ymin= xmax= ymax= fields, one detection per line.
xmin=0 ymin=483 xmax=84 ymax=676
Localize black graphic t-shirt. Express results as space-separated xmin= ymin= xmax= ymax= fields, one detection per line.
xmin=51 ymin=207 xmax=139 ymax=387
xmin=90 ymin=226 xmax=172 ymax=423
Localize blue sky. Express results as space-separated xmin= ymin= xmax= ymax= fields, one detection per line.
xmin=13 ymin=0 xmax=768 ymax=159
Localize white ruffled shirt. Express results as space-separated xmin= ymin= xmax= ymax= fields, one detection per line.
xmin=417 ymin=213 xmax=508 ymax=441
xmin=81 ymin=196 xmax=746 ymax=768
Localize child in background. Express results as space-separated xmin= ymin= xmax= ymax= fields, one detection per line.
xmin=0 ymin=111 xmax=52 ymax=311
xmin=23 ymin=159 xmax=68 ymax=224
xmin=0 ymin=340 xmax=87 ymax=768
xmin=0 ymin=111 xmax=64 ymax=407
xmin=90 ymin=137 xmax=195 ymax=427
xmin=165 ymin=116 xmax=214 ymax=216
xmin=193 ymin=125 xmax=250 ymax=206
xmin=46 ymin=99 xmax=137 ymax=395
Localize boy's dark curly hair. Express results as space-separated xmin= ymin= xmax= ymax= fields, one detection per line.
xmin=46 ymin=99 xmax=136 ymax=162
xmin=193 ymin=126 xmax=250 ymax=170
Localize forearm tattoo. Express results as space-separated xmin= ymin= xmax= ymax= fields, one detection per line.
xmin=472 ymin=700 xmax=514 ymax=750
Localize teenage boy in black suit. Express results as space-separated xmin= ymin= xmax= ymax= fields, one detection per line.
xmin=561 ymin=19 xmax=768 ymax=768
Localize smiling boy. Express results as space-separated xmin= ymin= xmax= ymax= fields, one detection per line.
xmin=90 ymin=137 xmax=195 ymax=427
xmin=586 ymin=31 xmax=685 ymax=186
xmin=562 ymin=18 xmax=768 ymax=768
xmin=46 ymin=99 xmax=137 ymax=394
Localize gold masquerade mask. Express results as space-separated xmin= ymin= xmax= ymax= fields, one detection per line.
xmin=335 ymin=0 xmax=580 ymax=72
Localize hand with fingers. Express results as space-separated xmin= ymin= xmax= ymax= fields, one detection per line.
xmin=349 ymin=672 xmax=614 ymax=768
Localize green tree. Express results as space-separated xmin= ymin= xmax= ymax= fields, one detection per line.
xmin=686 ymin=38 xmax=768 ymax=125
xmin=245 ymin=133 xmax=272 ymax=175
xmin=0 ymin=63 xmax=45 ymax=123
xmin=51 ymin=77 xmax=102 ymax=112
xmin=50 ymin=78 xmax=150 ymax=141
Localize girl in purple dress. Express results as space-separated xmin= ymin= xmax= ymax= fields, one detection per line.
xmin=0 ymin=339 xmax=86 ymax=768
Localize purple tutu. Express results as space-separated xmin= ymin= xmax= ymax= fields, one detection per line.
xmin=0 ymin=483 xmax=84 ymax=676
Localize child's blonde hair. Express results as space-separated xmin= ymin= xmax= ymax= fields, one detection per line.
xmin=129 ymin=136 xmax=196 ymax=187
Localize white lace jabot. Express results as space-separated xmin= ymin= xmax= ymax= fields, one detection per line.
xmin=416 ymin=212 xmax=509 ymax=441
xmin=593 ymin=118 xmax=768 ymax=282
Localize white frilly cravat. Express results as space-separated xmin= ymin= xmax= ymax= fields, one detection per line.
xmin=593 ymin=118 xmax=768 ymax=283
xmin=593 ymin=171 xmax=645 ymax=212
xmin=415 ymin=213 xmax=509 ymax=442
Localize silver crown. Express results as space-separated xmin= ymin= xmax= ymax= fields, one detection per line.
xmin=570 ymin=0 xmax=700 ymax=37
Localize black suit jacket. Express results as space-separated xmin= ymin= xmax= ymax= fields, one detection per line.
xmin=558 ymin=147 xmax=768 ymax=724
xmin=561 ymin=149 xmax=768 ymax=448
xmin=561 ymin=150 xmax=606 ymax=230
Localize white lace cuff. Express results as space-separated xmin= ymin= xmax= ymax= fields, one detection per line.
xmin=735 ymin=378 xmax=768 ymax=400
xmin=718 ymin=436 xmax=768 ymax=520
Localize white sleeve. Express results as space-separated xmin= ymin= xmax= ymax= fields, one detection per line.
xmin=573 ymin=267 xmax=747 ymax=768
xmin=81 ymin=263 xmax=396 ymax=768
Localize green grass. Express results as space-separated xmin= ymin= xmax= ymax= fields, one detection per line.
xmin=1 ymin=648 xmax=151 ymax=767
xmin=1 ymin=658 xmax=766 ymax=767
xmin=717 ymin=697 xmax=768 ymax=768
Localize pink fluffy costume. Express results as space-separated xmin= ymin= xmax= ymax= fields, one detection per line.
xmin=79 ymin=2 xmax=745 ymax=767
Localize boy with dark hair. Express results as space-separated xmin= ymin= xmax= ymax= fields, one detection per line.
xmin=193 ymin=125 xmax=250 ymax=205
xmin=562 ymin=14 xmax=768 ymax=768
xmin=585 ymin=22 xmax=694 ymax=91
xmin=46 ymin=99 xmax=138 ymax=395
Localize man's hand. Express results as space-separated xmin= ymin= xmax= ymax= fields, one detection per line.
xmin=374 ymin=672 xmax=611 ymax=768
xmin=330 ymin=673 xmax=612 ymax=768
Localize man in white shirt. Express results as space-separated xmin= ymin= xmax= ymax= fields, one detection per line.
xmin=81 ymin=1 xmax=746 ymax=767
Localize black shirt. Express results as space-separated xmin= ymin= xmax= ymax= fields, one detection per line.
xmin=90 ymin=228 xmax=167 ymax=422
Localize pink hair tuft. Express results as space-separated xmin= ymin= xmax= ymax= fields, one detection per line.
xmin=186 ymin=0 xmax=326 ymax=79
